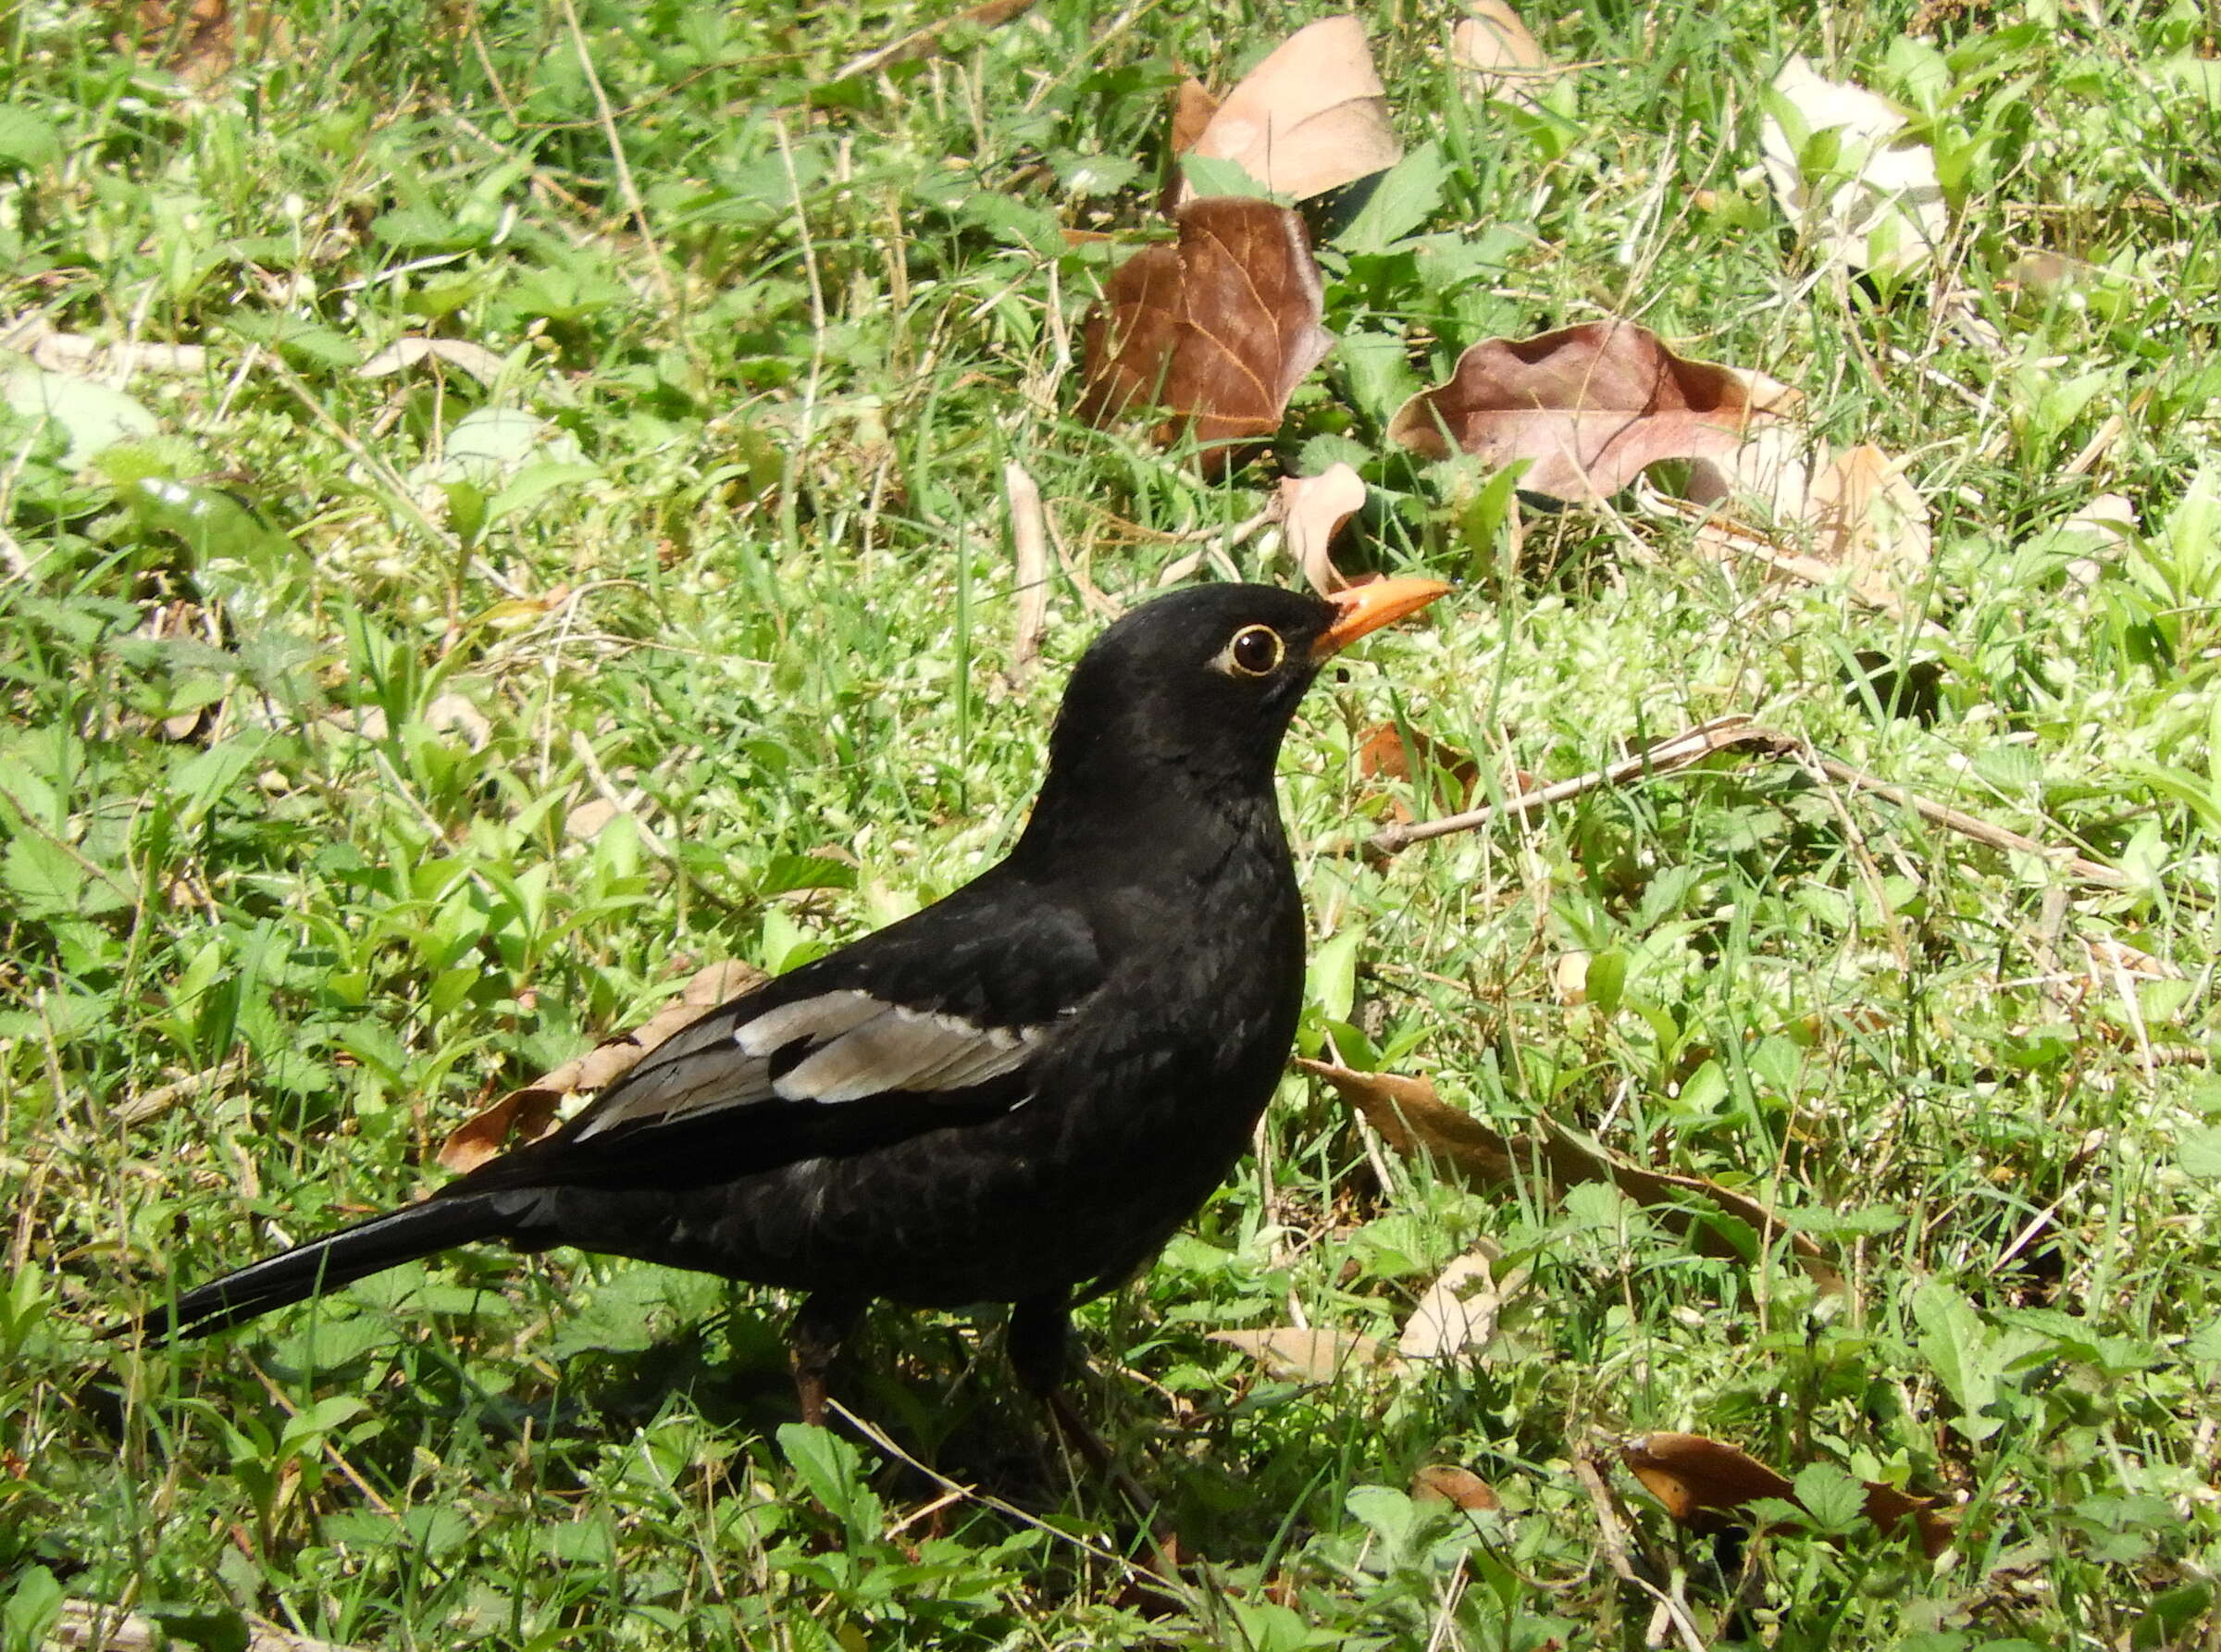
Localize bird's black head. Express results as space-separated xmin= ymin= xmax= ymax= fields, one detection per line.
xmin=1025 ymin=579 xmax=1448 ymax=836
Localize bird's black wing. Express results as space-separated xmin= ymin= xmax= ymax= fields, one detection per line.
xmin=449 ymin=882 xmax=1105 ymax=1195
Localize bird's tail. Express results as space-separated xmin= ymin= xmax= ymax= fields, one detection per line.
xmin=117 ymin=1190 xmax=539 ymax=1343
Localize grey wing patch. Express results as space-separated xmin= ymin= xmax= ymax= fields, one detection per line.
xmin=765 ymin=993 xmax=1039 ymax=1102
xmin=573 ymin=987 xmax=1048 ymax=1138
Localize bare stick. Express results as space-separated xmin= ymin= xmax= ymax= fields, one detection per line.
xmin=1369 ymin=717 xmax=2137 ymax=892
xmin=1571 ymin=1452 xmax=1709 ymax=1652
xmin=1367 ymin=715 xmax=1769 ymax=857
xmin=1005 ymin=461 xmax=1050 ymax=680
xmin=830 ymin=0 xmax=1041 ymax=81
xmin=556 ymin=0 xmax=681 ymax=319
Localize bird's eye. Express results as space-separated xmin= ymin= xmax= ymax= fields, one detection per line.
xmin=1224 ymin=624 xmax=1284 ymax=677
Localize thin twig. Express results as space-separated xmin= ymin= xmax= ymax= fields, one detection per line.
xmin=825 ymin=1398 xmax=1183 ymax=1593
xmin=1367 ymin=717 xmax=2139 ymax=893
xmin=1572 ymin=1452 xmax=1710 ymax=1652
xmin=1005 ymin=461 xmax=1050 ymax=680
xmin=554 ymin=0 xmax=681 ymax=318
xmin=1366 ymin=715 xmax=1768 ymax=857
xmin=830 ymin=0 xmax=1040 ymax=82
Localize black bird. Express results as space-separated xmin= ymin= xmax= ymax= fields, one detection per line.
xmin=119 ymin=578 xmax=1449 ymax=1442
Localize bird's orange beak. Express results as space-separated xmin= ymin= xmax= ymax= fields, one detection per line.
xmin=1311 ymin=577 xmax=1453 ymax=661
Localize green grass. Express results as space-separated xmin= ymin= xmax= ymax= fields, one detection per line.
xmin=6 ymin=0 xmax=2221 ymax=1646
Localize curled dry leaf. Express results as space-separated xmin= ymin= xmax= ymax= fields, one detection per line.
xmin=1803 ymin=443 xmax=1931 ymax=594
xmin=1452 ymin=1 xmax=1556 ymax=113
xmin=1355 ymin=722 xmax=1482 ymax=815
xmin=1761 ymin=56 xmax=1947 ymax=276
xmin=1278 ymin=463 xmax=1367 ymax=593
xmin=1300 ymin=1058 xmax=1844 ymax=1291
xmin=1210 ymin=1327 xmax=1394 ymax=1383
xmin=1621 ymin=1432 xmax=1954 ymax=1559
xmin=358 ymin=336 xmax=511 ymax=384
xmin=1412 ymin=1463 xmax=1501 ymax=1511
xmin=436 ymin=960 xmax=769 ymax=1173
xmin=1078 ymin=197 xmax=1334 ymax=465
xmin=1387 ymin=321 xmax=1796 ymax=502
xmin=1178 ymin=15 xmax=1402 ymax=204
xmin=1398 ymin=1244 xmax=1528 ymax=1361
xmin=1160 ymin=75 xmax=1223 ymax=213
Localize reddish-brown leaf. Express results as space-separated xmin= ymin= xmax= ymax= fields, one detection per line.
xmin=1355 ymin=723 xmax=1481 ymax=812
xmin=1386 ymin=320 xmax=1793 ymax=502
xmin=1622 ymin=1433 xmax=1954 ymax=1558
xmin=1160 ymin=76 xmax=1223 ymax=214
xmin=436 ymin=961 xmax=767 ymax=1173
xmin=1170 ymin=75 xmax=1220 ymax=157
xmin=1300 ymin=1059 xmax=1843 ymax=1291
xmin=1177 ymin=16 xmax=1401 ymax=204
xmin=1078 ymin=197 xmax=1334 ymax=465
xmin=1412 ymin=1464 xmax=1502 ymax=1511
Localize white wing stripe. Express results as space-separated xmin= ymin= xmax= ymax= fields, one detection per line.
xmin=734 ymin=989 xmax=887 ymax=1057
xmin=777 ymin=1004 xmax=1034 ymax=1103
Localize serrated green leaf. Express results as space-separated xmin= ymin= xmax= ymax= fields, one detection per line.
xmin=1792 ymin=1461 xmax=1867 ymax=1532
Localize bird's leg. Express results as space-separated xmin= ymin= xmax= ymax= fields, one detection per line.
xmin=789 ymin=1293 xmax=865 ymax=1427
xmin=1010 ymin=1292 xmax=1163 ymax=1531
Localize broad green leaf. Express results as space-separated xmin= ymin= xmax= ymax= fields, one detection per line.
xmin=0 ymin=104 xmax=61 ymax=169
xmin=1 ymin=362 xmax=157 ymax=464
xmin=1336 ymin=142 xmax=1450 ymax=255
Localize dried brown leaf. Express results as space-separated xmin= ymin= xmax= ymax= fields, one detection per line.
xmin=1278 ymin=464 xmax=1367 ymax=593
xmin=435 ymin=960 xmax=768 ymax=1173
xmin=1622 ymin=1433 xmax=1954 ymax=1558
xmin=1210 ymin=1327 xmax=1394 ymax=1383
xmin=1078 ymin=197 xmax=1334 ymax=465
xmin=1803 ymin=443 xmax=1932 ymax=593
xmin=1300 ymin=1059 xmax=1843 ymax=1291
xmin=1412 ymin=1464 xmax=1501 ymax=1510
xmin=1386 ymin=321 xmax=1791 ymax=501
xmin=1452 ymin=2 xmax=1554 ymax=112
xmin=1180 ymin=16 xmax=1401 ymax=203
xmin=1170 ymin=76 xmax=1220 ymax=157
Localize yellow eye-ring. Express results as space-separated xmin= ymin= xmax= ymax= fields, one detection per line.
xmin=1225 ymin=624 xmax=1284 ymax=677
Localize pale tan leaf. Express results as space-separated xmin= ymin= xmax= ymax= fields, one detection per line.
xmin=1210 ymin=1327 xmax=1396 ymax=1383
xmin=1685 ymin=425 xmax=1826 ymax=524
xmin=1452 ymin=2 xmax=1554 ymax=113
xmin=1803 ymin=443 xmax=1931 ymax=597
xmin=1761 ymin=56 xmax=1947 ymax=275
xmin=1181 ymin=16 xmax=1401 ymax=204
xmin=1278 ymin=464 xmax=1367 ymax=593
xmin=564 ymin=797 xmax=621 ymax=841
xmin=357 ymin=336 xmax=512 ymax=383
xmin=1398 ymin=1245 xmax=1527 ymax=1361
